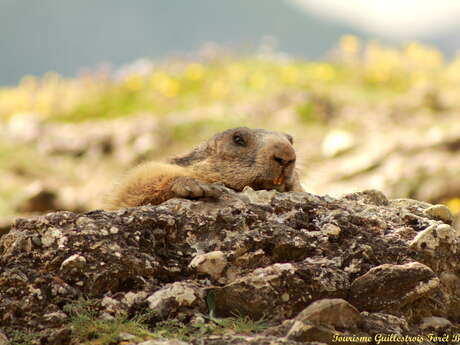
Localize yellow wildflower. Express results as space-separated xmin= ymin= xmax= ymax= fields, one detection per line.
xmin=151 ymin=72 xmax=180 ymax=97
xmin=446 ymin=198 xmax=460 ymax=215
xmin=209 ymin=81 xmax=228 ymax=98
xmin=248 ymin=72 xmax=267 ymax=89
xmin=312 ymin=64 xmax=335 ymax=82
xmin=280 ymin=65 xmax=300 ymax=84
xmin=227 ymin=64 xmax=246 ymax=82
xmin=125 ymin=74 xmax=144 ymax=91
xmin=185 ymin=63 xmax=205 ymax=81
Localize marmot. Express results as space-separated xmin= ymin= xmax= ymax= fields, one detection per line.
xmin=106 ymin=127 xmax=304 ymax=209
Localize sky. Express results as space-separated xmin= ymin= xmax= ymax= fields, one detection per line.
xmin=289 ymin=0 xmax=460 ymax=39
xmin=2 ymin=0 xmax=460 ymax=85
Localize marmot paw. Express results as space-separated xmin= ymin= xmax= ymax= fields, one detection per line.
xmin=171 ymin=177 xmax=225 ymax=199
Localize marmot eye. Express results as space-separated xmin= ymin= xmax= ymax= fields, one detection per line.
xmin=233 ymin=133 xmax=246 ymax=146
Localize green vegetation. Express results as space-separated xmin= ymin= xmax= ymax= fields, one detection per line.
xmin=153 ymin=314 xmax=269 ymax=342
xmin=40 ymin=299 xmax=269 ymax=344
xmin=63 ymin=299 xmax=154 ymax=344
xmin=6 ymin=329 xmax=46 ymax=345
xmin=1 ymin=37 xmax=456 ymax=123
xmin=218 ymin=314 xmax=269 ymax=334
xmin=0 ymin=140 xmax=50 ymax=215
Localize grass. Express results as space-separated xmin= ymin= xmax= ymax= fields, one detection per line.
xmin=69 ymin=312 xmax=153 ymax=344
xmin=6 ymin=329 xmax=45 ymax=345
xmin=0 ymin=139 xmax=53 ymax=216
xmin=52 ymin=298 xmax=270 ymax=344
xmin=217 ymin=314 xmax=269 ymax=334
xmin=151 ymin=314 xmax=269 ymax=342
xmin=63 ymin=299 xmax=155 ymax=345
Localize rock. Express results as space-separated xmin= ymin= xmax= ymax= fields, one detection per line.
xmin=410 ymin=223 xmax=456 ymax=252
xmin=189 ymin=251 xmax=227 ymax=280
xmin=100 ymin=312 xmax=115 ymax=321
xmin=146 ymin=282 xmax=205 ymax=319
xmin=17 ymin=183 xmax=59 ymax=213
xmin=0 ymin=331 xmax=9 ymax=345
xmin=240 ymin=186 xmax=277 ymax=205
xmin=60 ymin=254 xmax=86 ymax=271
xmin=423 ymin=204 xmax=454 ymax=223
xmin=189 ymin=335 xmax=308 ymax=345
xmin=390 ymin=198 xmax=432 ymax=211
xmin=213 ymin=260 xmax=349 ymax=320
xmin=343 ymin=189 xmax=389 ymax=206
xmin=320 ymin=223 xmax=341 ymax=237
xmin=123 ymin=291 xmax=148 ymax=307
xmin=419 ymin=316 xmax=452 ymax=331
xmin=359 ymin=312 xmax=437 ymax=345
xmin=43 ymin=311 xmax=68 ymax=326
xmin=287 ymin=322 xmax=336 ymax=343
xmin=294 ymin=298 xmax=363 ymax=330
xmin=46 ymin=327 xmax=71 ymax=345
xmin=41 ymin=226 xmax=63 ymax=248
xmin=101 ymin=296 xmax=121 ymax=314
xmin=361 ymin=312 xmax=409 ymax=335
xmin=138 ymin=340 xmax=191 ymax=345
xmin=5 ymin=113 xmax=42 ymax=143
xmin=349 ymin=262 xmax=440 ymax=312
xmin=118 ymin=332 xmax=136 ymax=340
xmin=1 ymin=189 xmax=460 ymax=343
xmin=285 ymin=299 xmax=364 ymax=344
xmin=0 ymin=230 xmax=33 ymax=256
xmin=322 ymin=129 xmax=355 ymax=157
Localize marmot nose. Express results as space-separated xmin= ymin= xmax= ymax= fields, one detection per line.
xmin=272 ymin=145 xmax=296 ymax=167
xmin=273 ymin=155 xmax=296 ymax=167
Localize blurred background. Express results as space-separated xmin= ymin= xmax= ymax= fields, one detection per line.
xmin=1 ymin=0 xmax=460 ymax=231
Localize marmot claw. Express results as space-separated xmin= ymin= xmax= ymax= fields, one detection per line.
xmin=171 ymin=177 xmax=224 ymax=199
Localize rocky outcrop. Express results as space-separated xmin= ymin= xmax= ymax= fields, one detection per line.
xmin=1 ymin=188 xmax=459 ymax=344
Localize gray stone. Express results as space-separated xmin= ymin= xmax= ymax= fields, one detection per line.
xmin=118 ymin=332 xmax=136 ymax=340
xmin=349 ymin=262 xmax=440 ymax=312
xmin=287 ymin=322 xmax=335 ymax=343
xmin=321 ymin=223 xmax=341 ymax=237
xmin=410 ymin=223 xmax=456 ymax=252
xmin=189 ymin=251 xmax=227 ymax=280
xmin=138 ymin=339 xmax=191 ymax=345
xmin=419 ymin=316 xmax=452 ymax=330
xmin=147 ymin=282 xmax=204 ymax=318
xmin=423 ymin=204 xmax=454 ymax=223
xmin=294 ymin=298 xmax=363 ymax=329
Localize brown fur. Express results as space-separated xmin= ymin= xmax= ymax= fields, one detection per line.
xmin=105 ymin=127 xmax=304 ymax=209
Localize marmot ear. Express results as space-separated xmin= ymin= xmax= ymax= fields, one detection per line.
xmin=232 ymin=133 xmax=247 ymax=146
xmin=285 ymin=134 xmax=294 ymax=144
xmin=207 ymin=137 xmax=219 ymax=152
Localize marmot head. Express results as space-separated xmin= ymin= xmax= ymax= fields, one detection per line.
xmin=170 ymin=127 xmax=298 ymax=192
